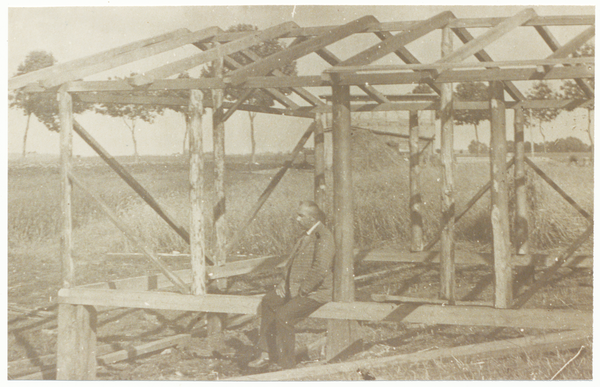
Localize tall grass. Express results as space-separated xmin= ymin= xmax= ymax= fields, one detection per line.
xmin=7 ymin=153 xmax=593 ymax=267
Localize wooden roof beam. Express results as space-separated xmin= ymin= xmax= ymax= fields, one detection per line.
xmin=535 ymin=25 xmax=594 ymax=99
xmin=224 ymin=15 xmax=379 ymax=86
xmin=440 ymin=8 xmax=537 ymax=64
xmin=9 ymin=28 xmax=192 ymax=90
xmin=339 ymin=11 xmax=455 ymax=66
xmin=315 ymin=47 xmax=391 ymax=104
xmin=451 ymin=27 xmax=526 ymax=102
xmin=40 ymin=27 xmax=221 ymax=89
xmin=129 ymin=22 xmax=299 ymax=86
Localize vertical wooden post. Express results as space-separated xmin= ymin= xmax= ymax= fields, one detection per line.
xmin=56 ymin=87 xmax=96 ymax=380
xmin=409 ymin=110 xmax=424 ymax=252
xmin=189 ymin=89 xmax=206 ymax=296
xmin=314 ymin=113 xmax=326 ymax=210
xmin=439 ymin=26 xmax=455 ymax=302
xmin=327 ymin=79 xmax=359 ymax=360
xmin=514 ymin=106 xmax=529 ymax=255
xmin=490 ymin=81 xmax=512 ymax=308
xmin=59 ymin=87 xmax=74 ymax=289
xmin=209 ymin=44 xmax=226 ymax=334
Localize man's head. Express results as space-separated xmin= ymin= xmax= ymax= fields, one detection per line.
xmin=295 ymin=201 xmax=326 ymax=230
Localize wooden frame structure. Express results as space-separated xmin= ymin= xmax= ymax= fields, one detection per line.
xmin=9 ymin=9 xmax=594 ymax=379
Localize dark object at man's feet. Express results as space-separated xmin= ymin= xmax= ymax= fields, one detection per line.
xmin=248 ymin=352 xmax=270 ymax=368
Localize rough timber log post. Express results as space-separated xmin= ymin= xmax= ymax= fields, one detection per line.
xmin=409 ymin=110 xmax=424 ymax=252
xmin=327 ymin=77 xmax=359 ymax=360
xmin=314 ymin=113 xmax=326 ymax=210
xmin=514 ymin=106 xmax=529 ymax=255
xmin=189 ymin=89 xmax=207 ymax=296
xmin=209 ymin=44 xmax=226 ymax=334
xmin=490 ymin=81 xmax=512 ymax=308
xmin=56 ymin=86 xmax=97 ymax=380
xmin=439 ymin=26 xmax=456 ymax=302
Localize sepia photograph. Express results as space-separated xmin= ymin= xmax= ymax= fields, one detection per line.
xmin=6 ymin=2 xmax=595 ymax=381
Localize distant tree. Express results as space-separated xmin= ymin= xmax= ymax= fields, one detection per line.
xmin=525 ymin=81 xmax=561 ymax=153
xmin=411 ymin=83 xmax=440 ymax=120
xmin=9 ymin=51 xmax=90 ymax=157
xmin=560 ymin=42 xmax=594 ymax=153
xmin=159 ymin=72 xmax=192 ymax=156
xmin=548 ymin=136 xmax=589 ymax=152
xmin=454 ymin=82 xmax=490 ymax=155
xmin=94 ymin=73 xmax=166 ymax=162
xmin=202 ymin=24 xmax=297 ymax=163
xmin=468 ymin=140 xmax=489 ymax=155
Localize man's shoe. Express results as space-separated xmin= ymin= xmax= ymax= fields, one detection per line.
xmin=248 ymin=352 xmax=270 ymax=368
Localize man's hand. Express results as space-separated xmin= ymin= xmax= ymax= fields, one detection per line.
xmin=275 ymin=281 xmax=286 ymax=298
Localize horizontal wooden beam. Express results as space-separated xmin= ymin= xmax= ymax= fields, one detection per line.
xmin=58 ymin=288 xmax=591 ymax=330
xmin=231 ymin=329 xmax=591 ymax=380
xmin=371 ymin=294 xmax=493 ymax=307
xmin=362 ymin=249 xmax=592 ymax=268
xmin=208 ymin=255 xmax=287 ymax=280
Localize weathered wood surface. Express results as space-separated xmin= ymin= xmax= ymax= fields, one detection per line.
xmin=490 ymin=80 xmax=512 ymax=308
xmin=371 ymin=294 xmax=493 ymax=307
xmin=69 ymin=172 xmax=189 ymax=294
xmin=409 ymin=110 xmax=423 ymax=252
xmin=189 ymin=89 xmax=207 ymax=296
xmin=439 ymin=25 xmax=455 ymax=302
xmin=57 ymin=289 xmax=592 ymax=330
xmin=56 ymin=304 xmax=97 ymax=380
xmin=230 ymin=329 xmax=591 ymax=380
xmin=59 ymin=87 xmax=74 ymax=289
xmin=361 ymin=249 xmax=592 ymax=268
xmin=225 ymin=15 xmax=378 ymax=85
xmin=514 ymin=107 xmax=529 ymax=255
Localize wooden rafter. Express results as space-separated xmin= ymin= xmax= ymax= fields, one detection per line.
xmin=224 ymin=15 xmax=379 ymax=85
xmin=315 ymin=47 xmax=391 ymax=103
xmin=339 ymin=11 xmax=454 ymax=66
xmin=440 ymin=8 xmax=537 ymax=63
xmin=8 ymin=28 xmax=192 ymax=90
xmin=535 ymin=25 xmax=594 ymax=98
xmin=129 ymin=22 xmax=299 ymax=86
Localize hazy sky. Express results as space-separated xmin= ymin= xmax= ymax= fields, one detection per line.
xmin=5 ymin=2 xmax=595 ymax=157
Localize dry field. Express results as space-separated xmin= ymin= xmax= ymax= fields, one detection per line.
xmin=7 ymin=151 xmax=593 ymax=380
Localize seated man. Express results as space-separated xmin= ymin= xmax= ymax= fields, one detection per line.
xmin=248 ymin=201 xmax=335 ymax=369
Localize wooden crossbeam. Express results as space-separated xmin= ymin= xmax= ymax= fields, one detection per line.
xmin=535 ymin=25 xmax=594 ymax=99
xmin=524 ymin=157 xmax=592 ymax=221
xmin=439 ymin=8 xmax=537 ymax=64
xmin=62 ymin=64 xmax=593 ymax=90
xmin=72 ymin=121 xmax=199 ymax=259
xmin=75 ymin=93 xmax=590 ymax=113
xmin=361 ymin=249 xmax=592 ymax=268
xmin=225 ymin=15 xmax=379 ymax=86
xmin=225 ymin=122 xmax=315 ymax=253
xmin=57 ymin=288 xmax=592 ymax=330
xmin=339 ymin=11 xmax=455 ymax=66
xmin=545 ymin=26 xmax=595 ymax=61
xmin=451 ymin=27 xmax=526 ymax=102
xmin=8 ymin=28 xmax=191 ymax=90
xmin=315 ymin=47 xmax=391 ymax=103
xmin=68 ymin=172 xmax=190 ymax=294
xmin=43 ymin=27 xmax=221 ymax=89
xmin=372 ymin=294 xmax=493 ymax=307
xmin=129 ymin=22 xmax=298 ymax=86
xmin=232 ymin=329 xmax=590 ymax=380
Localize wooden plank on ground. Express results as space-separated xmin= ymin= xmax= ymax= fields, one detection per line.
xmin=230 ymin=329 xmax=590 ymax=380
xmin=371 ymin=294 xmax=493 ymax=307
xmin=209 ymin=255 xmax=287 ymax=279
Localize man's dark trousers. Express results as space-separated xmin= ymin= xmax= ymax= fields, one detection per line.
xmin=256 ymin=289 xmax=322 ymax=368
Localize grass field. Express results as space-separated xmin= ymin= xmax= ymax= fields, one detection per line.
xmin=7 ymin=149 xmax=593 ymax=380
